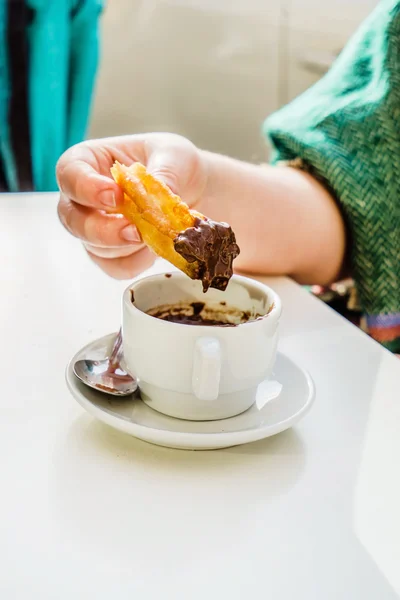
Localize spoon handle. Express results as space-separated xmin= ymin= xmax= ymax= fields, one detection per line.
xmin=109 ymin=328 xmax=123 ymax=369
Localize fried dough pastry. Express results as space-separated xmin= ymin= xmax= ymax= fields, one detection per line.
xmin=110 ymin=161 xmax=240 ymax=291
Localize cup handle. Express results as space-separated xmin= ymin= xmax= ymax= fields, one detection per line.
xmin=192 ymin=337 xmax=221 ymax=401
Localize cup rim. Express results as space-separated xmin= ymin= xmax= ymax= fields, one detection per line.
xmin=123 ymin=271 xmax=282 ymax=329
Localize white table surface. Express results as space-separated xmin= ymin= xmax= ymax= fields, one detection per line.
xmin=1 ymin=193 xmax=400 ymax=600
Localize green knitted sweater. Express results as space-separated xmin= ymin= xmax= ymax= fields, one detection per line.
xmin=264 ymin=0 xmax=400 ymax=352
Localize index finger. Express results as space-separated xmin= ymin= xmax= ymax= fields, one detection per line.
xmin=56 ymin=146 xmax=124 ymax=210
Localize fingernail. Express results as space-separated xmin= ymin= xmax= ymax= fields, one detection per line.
xmin=121 ymin=225 xmax=141 ymax=242
xmin=99 ymin=190 xmax=116 ymax=208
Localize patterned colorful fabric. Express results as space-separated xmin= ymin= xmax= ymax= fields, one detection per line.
xmin=366 ymin=313 xmax=400 ymax=352
xmin=263 ymin=0 xmax=400 ymax=353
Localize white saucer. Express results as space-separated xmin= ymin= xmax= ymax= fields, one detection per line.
xmin=66 ymin=333 xmax=315 ymax=450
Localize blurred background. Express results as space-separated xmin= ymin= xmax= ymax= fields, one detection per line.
xmin=0 ymin=0 xmax=378 ymax=193
xmin=90 ymin=0 xmax=378 ymax=163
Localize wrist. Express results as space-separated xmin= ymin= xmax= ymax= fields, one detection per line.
xmin=198 ymin=150 xmax=236 ymax=215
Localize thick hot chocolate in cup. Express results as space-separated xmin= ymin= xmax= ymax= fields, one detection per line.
xmin=146 ymin=301 xmax=262 ymax=326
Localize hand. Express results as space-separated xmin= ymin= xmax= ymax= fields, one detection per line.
xmin=56 ymin=133 xmax=208 ymax=279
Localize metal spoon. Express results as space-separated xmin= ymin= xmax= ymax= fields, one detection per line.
xmin=73 ymin=329 xmax=137 ymax=396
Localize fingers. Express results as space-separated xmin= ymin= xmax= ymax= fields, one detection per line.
xmin=86 ymin=246 xmax=155 ymax=280
xmin=145 ymin=134 xmax=208 ymax=204
xmin=56 ymin=133 xmax=206 ymax=214
xmin=56 ymin=144 xmax=124 ymax=209
xmin=83 ymin=244 xmax=142 ymax=259
xmin=56 ymin=134 xmax=153 ymax=209
xmin=58 ymin=193 xmax=140 ymax=247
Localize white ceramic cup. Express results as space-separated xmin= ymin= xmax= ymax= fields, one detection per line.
xmin=122 ymin=272 xmax=281 ymax=421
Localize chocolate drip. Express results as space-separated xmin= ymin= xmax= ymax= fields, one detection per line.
xmin=173 ymin=218 xmax=240 ymax=292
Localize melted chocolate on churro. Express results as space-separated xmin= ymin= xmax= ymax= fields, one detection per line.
xmin=173 ymin=218 xmax=240 ymax=292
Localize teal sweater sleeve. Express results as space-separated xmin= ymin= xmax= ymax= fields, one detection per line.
xmin=0 ymin=0 xmax=19 ymax=192
xmin=264 ymin=0 xmax=400 ymax=352
xmin=68 ymin=0 xmax=103 ymax=148
xmin=27 ymin=0 xmax=103 ymax=191
xmin=28 ymin=0 xmax=69 ymax=192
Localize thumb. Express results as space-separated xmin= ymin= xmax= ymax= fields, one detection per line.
xmin=145 ymin=136 xmax=207 ymax=205
xmin=146 ymin=148 xmax=189 ymax=196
